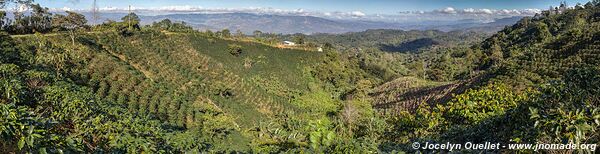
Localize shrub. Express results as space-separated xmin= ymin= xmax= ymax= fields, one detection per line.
xmin=227 ymin=44 xmax=242 ymax=57
xmin=442 ymin=83 xmax=533 ymax=125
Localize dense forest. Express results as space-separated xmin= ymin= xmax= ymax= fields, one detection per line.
xmin=1 ymin=0 xmax=599 ymax=153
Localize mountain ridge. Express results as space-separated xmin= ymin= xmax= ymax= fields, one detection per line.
xmin=75 ymin=12 xmax=523 ymax=34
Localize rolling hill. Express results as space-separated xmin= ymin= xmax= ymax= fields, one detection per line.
xmin=2 ymin=30 xmax=332 ymax=152
xmin=374 ymin=3 xmax=600 ymax=152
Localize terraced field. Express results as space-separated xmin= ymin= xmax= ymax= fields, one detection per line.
xmin=12 ymin=31 xmax=325 ymax=150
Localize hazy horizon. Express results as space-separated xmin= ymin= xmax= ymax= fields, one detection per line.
xmin=4 ymin=0 xmax=591 ymax=22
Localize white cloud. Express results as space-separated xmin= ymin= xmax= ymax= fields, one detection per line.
xmin=49 ymin=7 xmax=72 ymax=12
xmin=480 ymin=9 xmax=493 ymax=14
xmin=99 ymin=7 xmax=120 ymax=11
xmin=415 ymin=6 xmax=540 ymax=16
xmin=521 ymin=8 xmax=542 ymax=14
xmin=155 ymin=5 xmax=203 ymax=11
xmin=350 ymin=11 xmax=366 ymax=17
xmin=463 ymin=8 xmax=475 ymax=13
xmin=45 ymin=5 xmax=543 ymax=23
xmin=17 ymin=4 xmax=29 ymax=12
xmin=440 ymin=7 xmax=457 ymax=14
xmin=387 ymin=6 xmax=544 ymax=23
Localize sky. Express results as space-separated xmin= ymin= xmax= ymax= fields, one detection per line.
xmin=10 ymin=0 xmax=594 ymax=22
xmin=38 ymin=0 xmax=592 ymax=14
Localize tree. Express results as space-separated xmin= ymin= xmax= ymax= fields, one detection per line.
xmin=154 ymin=19 xmax=172 ymax=30
xmin=235 ymin=29 xmax=243 ymax=37
xmin=29 ymin=4 xmax=52 ymax=33
xmin=0 ymin=0 xmax=34 ymax=34
xmin=170 ymin=21 xmax=193 ymax=32
xmin=205 ymin=29 xmax=214 ymax=37
xmin=427 ymin=53 xmax=452 ymax=81
xmin=585 ymin=2 xmax=594 ymax=8
xmin=151 ymin=19 xmax=193 ymax=32
xmin=121 ymin=12 xmax=140 ymax=30
xmin=52 ymin=11 xmax=87 ymax=45
xmin=574 ymin=3 xmax=583 ymax=9
xmin=323 ymin=42 xmax=334 ymax=51
xmin=227 ymin=44 xmax=242 ymax=57
xmin=253 ymin=30 xmax=262 ymax=37
xmin=293 ymin=33 xmax=305 ymax=44
xmin=0 ymin=10 xmax=6 ymax=29
xmin=220 ymin=29 xmax=231 ymax=38
xmin=11 ymin=9 xmax=27 ymax=34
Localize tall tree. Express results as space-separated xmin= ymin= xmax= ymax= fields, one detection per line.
xmin=220 ymin=29 xmax=231 ymax=38
xmin=52 ymin=11 xmax=87 ymax=45
xmin=235 ymin=29 xmax=244 ymax=38
xmin=11 ymin=9 xmax=27 ymax=34
xmin=0 ymin=1 xmax=43 ymax=34
xmin=253 ymin=30 xmax=262 ymax=37
xmin=29 ymin=3 xmax=52 ymax=33
xmin=0 ymin=10 xmax=6 ymax=29
xmin=293 ymin=33 xmax=305 ymax=44
xmin=155 ymin=19 xmax=172 ymax=30
xmin=121 ymin=12 xmax=140 ymax=30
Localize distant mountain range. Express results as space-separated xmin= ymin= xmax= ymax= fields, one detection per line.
xmin=420 ymin=16 xmax=524 ymax=33
xmin=85 ymin=12 xmax=524 ymax=34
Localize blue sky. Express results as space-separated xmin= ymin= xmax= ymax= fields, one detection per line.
xmin=40 ymin=0 xmax=592 ymax=14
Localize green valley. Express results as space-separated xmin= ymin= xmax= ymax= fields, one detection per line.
xmin=1 ymin=0 xmax=599 ymax=153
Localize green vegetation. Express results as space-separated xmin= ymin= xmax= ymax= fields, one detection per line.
xmin=1 ymin=0 xmax=599 ymax=153
xmin=295 ymin=29 xmax=488 ymax=82
xmin=377 ymin=2 xmax=600 ymax=152
xmin=148 ymin=19 xmax=194 ymax=32
xmin=227 ymin=44 xmax=243 ymax=56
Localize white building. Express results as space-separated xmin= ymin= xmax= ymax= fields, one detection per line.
xmin=283 ymin=41 xmax=296 ymax=46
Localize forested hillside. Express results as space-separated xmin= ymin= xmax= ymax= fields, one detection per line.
xmin=375 ymin=1 xmax=600 ymax=152
xmin=303 ymin=29 xmax=487 ymax=52
xmin=0 ymin=2 xmax=388 ymax=151
xmin=294 ymin=29 xmax=489 ymax=82
xmin=1 ymin=0 xmax=599 ymax=153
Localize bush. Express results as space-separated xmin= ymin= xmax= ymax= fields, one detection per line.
xmin=442 ymin=83 xmax=533 ymax=125
xmin=227 ymin=44 xmax=242 ymax=57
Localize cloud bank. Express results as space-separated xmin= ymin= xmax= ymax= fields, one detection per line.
xmin=46 ymin=5 xmax=542 ymax=22
xmin=430 ymin=7 xmax=541 ymax=16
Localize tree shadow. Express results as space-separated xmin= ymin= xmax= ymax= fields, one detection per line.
xmin=77 ymin=36 xmax=104 ymax=51
xmin=378 ymin=38 xmax=440 ymax=53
